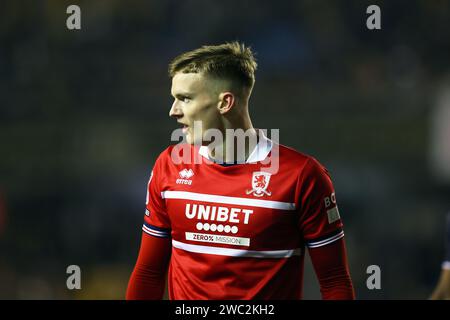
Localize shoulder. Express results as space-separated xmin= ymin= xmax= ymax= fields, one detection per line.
xmin=274 ymin=143 xmax=334 ymax=189
xmin=276 ymin=145 xmax=336 ymax=200
xmin=277 ymin=143 xmax=329 ymax=175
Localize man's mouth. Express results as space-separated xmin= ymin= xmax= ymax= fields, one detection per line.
xmin=182 ymin=125 xmax=189 ymax=134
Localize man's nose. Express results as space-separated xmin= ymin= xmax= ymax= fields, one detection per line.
xmin=169 ymin=101 xmax=182 ymax=118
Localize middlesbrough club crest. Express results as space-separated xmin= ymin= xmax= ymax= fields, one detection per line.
xmin=246 ymin=171 xmax=272 ymax=197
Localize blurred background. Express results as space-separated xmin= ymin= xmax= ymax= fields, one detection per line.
xmin=1 ymin=0 xmax=449 ymax=299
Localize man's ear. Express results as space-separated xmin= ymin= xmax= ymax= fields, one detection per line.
xmin=217 ymin=92 xmax=235 ymax=114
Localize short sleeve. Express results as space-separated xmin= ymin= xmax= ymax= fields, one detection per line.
xmin=142 ymin=155 xmax=171 ymax=238
xmin=297 ymin=158 xmax=344 ymax=249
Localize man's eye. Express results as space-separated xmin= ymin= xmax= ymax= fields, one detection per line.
xmin=182 ymin=97 xmax=191 ymax=103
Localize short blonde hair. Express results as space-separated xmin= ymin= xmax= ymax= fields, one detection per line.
xmin=168 ymin=41 xmax=257 ymax=94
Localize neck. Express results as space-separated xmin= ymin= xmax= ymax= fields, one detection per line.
xmin=208 ymin=111 xmax=257 ymax=164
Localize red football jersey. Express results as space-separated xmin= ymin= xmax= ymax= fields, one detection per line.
xmin=143 ymin=134 xmax=344 ymax=299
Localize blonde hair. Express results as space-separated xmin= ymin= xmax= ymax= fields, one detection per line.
xmin=168 ymin=41 xmax=257 ymax=94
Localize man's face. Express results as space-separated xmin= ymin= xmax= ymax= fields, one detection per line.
xmin=170 ymin=72 xmax=222 ymax=145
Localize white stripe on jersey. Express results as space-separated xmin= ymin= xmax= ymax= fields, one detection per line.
xmin=161 ymin=191 xmax=296 ymax=211
xmin=172 ymin=239 xmax=302 ymax=258
xmin=142 ymin=224 xmax=169 ymax=236
xmin=306 ymin=230 xmax=345 ymax=248
xmin=142 ymin=225 xmax=170 ymax=238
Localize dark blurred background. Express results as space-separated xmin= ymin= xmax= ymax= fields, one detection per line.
xmin=1 ymin=0 xmax=449 ymax=299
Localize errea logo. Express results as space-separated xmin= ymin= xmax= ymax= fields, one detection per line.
xmin=177 ymin=169 xmax=194 ymax=185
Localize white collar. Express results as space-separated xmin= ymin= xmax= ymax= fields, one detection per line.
xmin=198 ymin=130 xmax=273 ymax=164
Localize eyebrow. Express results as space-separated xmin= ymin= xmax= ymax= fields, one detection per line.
xmin=172 ymin=92 xmax=193 ymax=99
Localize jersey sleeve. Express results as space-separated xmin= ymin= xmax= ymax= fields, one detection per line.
xmin=297 ymin=157 xmax=344 ymax=249
xmin=126 ymin=233 xmax=172 ymax=300
xmin=142 ymin=154 xmax=171 ymax=238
